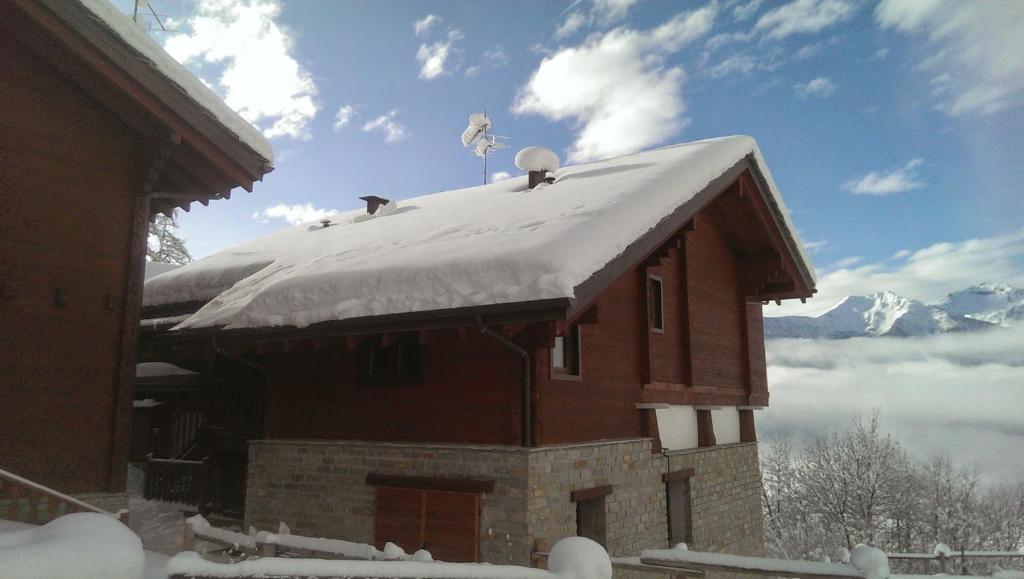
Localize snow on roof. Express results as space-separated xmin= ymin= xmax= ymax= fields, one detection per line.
xmin=76 ymin=0 xmax=274 ymax=163
xmin=136 ymin=362 xmax=198 ymax=378
xmin=145 ymin=136 xmax=814 ymax=331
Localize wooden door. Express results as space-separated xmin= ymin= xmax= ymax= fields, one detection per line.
xmin=374 ymin=487 xmax=480 ymax=561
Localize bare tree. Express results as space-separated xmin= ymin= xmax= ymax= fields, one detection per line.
xmin=148 ymin=210 xmax=192 ymax=265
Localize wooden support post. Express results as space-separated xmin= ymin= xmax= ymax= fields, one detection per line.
xmin=739 ymin=409 xmax=757 ymax=443
xmin=696 ymin=409 xmax=716 ymax=448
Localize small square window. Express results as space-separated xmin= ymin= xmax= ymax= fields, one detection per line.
xmin=648 ymin=276 xmax=664 ymax=331
xmin=551 ymin=324 xmax=581 ymax=376
xmin=359 ymin=335 xmax=421 ymax=384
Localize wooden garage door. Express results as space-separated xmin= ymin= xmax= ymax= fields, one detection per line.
xmin=374 ymin=487 xmax=480 ymax=562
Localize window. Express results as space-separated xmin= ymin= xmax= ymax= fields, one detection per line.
xmin=359 ymin=334 xmax=421 ymax=383
xmin=666 ymin=475 xmax=694 ymax=546
xmin=576 ymin=495 xmax=607 ymax=547
xmin=648 ymin=275 xmax=664 ymax=331
xmin=551 ymin=324 xmax=581 ymax=376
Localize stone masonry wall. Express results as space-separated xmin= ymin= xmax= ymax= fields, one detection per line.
xmin=246 ymin=439 xmax=765 ymax=571
xmin=666 ymin=442 xmax=765 ymax=556
xmin=246 ymin=440 xmax=532 ymax=565
xmin=527 ymin=438 xmax=667 ymax=558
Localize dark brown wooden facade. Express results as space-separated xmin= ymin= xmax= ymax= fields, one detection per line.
xmin=1 ymin=0 xmax=270 ymax=498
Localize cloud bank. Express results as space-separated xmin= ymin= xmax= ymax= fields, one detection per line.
xmin=761 ymin=326 xmax=1024 ymax=481
xmin=253 ymin=203 xmax=337 ymax=225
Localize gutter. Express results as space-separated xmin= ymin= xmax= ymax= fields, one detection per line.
xmin=476 ymin=315 xmax=533 ymax=448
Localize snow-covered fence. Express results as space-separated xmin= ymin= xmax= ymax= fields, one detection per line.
xmin=0 ymin=467 xmax=128 ymax=525
xmin=640 ymin=544 xmax=1024 ymax=579
xmin=168 ymin=536 xmax=615 ymax=579
xmin=887 ymin=545 xmax=1024 ymax=575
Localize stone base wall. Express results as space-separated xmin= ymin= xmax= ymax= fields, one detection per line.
xmin=528 ymin=439 xmax=667 ymax=558
xmin=666 ymin=443 xmax=765 ymax=557
xmin=246 ymin=439 xmax=764 ymax=570
xmin=246 ymin=440 xmax=532 ymax=565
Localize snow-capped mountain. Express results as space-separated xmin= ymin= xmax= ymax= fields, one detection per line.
xmin=937 ymin=283 xmax=1024 ymax=326
xmin=764 ymin=284 xmax=1022 ymax=339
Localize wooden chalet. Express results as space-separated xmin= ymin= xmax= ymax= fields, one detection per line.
xmin=139 ymin=136 xmax=815 ymax=565
xmin=0 ymin=0 xmax=272 ymax=515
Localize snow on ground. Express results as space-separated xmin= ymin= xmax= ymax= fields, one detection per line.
xmin=0 ymin=513 xmax=144 ymax=579
xmin=144 ymin=135 xmax=813 ymax=330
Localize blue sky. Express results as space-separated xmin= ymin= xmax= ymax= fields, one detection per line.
xmin=123 ymin=0 xmax=1024 ymax=316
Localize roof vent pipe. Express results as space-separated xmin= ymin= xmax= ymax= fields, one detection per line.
xmin=515 ymin=147 xmax=560 ymax=190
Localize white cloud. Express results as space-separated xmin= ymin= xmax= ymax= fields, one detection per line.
xmin=362 ymin=110 xmax=409 ymax=143
xmin=555 ymin=12 xmax=588 ymax=39
xmin=707 ymin=52 xmax=779 ymax=78
xmin=333 ymin=105 xmax=356 ymax=130
xmin=793 ymin=76 xmax=836 ymax=97
xmin=793 ymin=42 xmax=824 ymax=60
xmin=733 ymin=0 xmax=763 ymax=21
xmin=761 ymin=326 xmax=1024 ymax=481
xmin=754 ymin=0 xmax=856 ymax=40
xmin=413 ymin=14 xmax=440 ymax=36
xmin=874 ymin=47 xmax=890 ymax=60
xmin=770 ymin=229 xmax=1024 ymax=317
xmin=705 ymin=30 xmax=756 ymax=50
xmin=514 ymin=5 xmax=717 ymax=163
xmin=555 ymin=0 xmax=638 ymax=38
xmin=828 ymin=255 xmax=863 ymax=269
xmin=253 ymin=203 xmax=337 ymax=225
xmin=465 ymin=45 xmax=509 ymax=77
xmin=875 ymin=0 xmax=1024 ymax=116
xmin=803 ymin=239 xmax=829 ymax=253
xmin=164 ymin=0 xmax=318 ymax=140
xmin=417 ymin=30 xmax=462 ymax=80
xmin=843 ymin=158 xmax=924 ymax=195
xmin=491 ymin=171 xmax=512 ymax=182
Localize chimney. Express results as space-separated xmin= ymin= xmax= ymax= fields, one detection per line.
xmin=515 ymin=147 xmax=560 ymax=190
xmin=359 ymin=195 xmax=390 ymax=215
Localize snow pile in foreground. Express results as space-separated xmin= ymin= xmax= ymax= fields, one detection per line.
xmin=547 ymin=536 xmax=612 ymax=579
xmin=144 ymin=135 xmax=811 ymax=331
xmin=0 ymin=513 xmax=145 ymax=579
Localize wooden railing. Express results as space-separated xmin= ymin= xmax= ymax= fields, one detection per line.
xmin=145 ymin=457 xmax=207 ymax=508
xmin=0 ymin=467 xmax=127 ymax=525
xmin=144 ymin=456 xmax=247 ymax=518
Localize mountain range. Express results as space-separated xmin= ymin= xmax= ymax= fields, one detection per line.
xmin=764 ymin=283 xmax=1024 ymax=339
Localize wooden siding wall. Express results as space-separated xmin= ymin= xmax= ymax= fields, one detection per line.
xmin=261 ymin=331 xmax=523 ymax=445
xmin=533 ymin=273 xmax=648 ymax=445
xmin=685 ymin=217 xmax=748 ymax=395
xmin=534 ymin=205 xmax=769 ymax=445
xmin=0 ymin=36 xmax=141 ymax=493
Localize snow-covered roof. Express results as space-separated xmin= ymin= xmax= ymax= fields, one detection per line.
xmin=76 ymin=0 xmax=273 ymax=163
xmin=145 ymin=136 xmax=815 ymax=331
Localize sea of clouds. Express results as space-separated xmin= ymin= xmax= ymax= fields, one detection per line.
xmin=760 ymin=325 xmax=1024 ymax=481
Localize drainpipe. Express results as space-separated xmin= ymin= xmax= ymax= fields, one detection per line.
xmin=476 ymin=315 xmax=532 ymax=447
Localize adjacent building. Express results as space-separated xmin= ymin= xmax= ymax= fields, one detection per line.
xmin=0 ymin=0 xmax=272 ymax=512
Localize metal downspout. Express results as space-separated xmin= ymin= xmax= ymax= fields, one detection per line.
xmin=476 ymin=315 xmax=532 ymax=447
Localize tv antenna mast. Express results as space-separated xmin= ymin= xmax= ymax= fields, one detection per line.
xmin=133 ymin=0 xmax=168 ymax=31
xmin=460 ymin=111 xmax=507 ymax=185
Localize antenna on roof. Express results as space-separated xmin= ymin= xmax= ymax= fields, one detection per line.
xmin=460 ymin=110 xmax=507 ymax=185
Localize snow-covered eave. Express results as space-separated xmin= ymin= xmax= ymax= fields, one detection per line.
xmin=23 ymin=0 xmax=274 ymax=183
xmin=568 ymin=154 xmax=816 ymax=319
xmin=151 ymin=297 xmax=572 ymax=346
